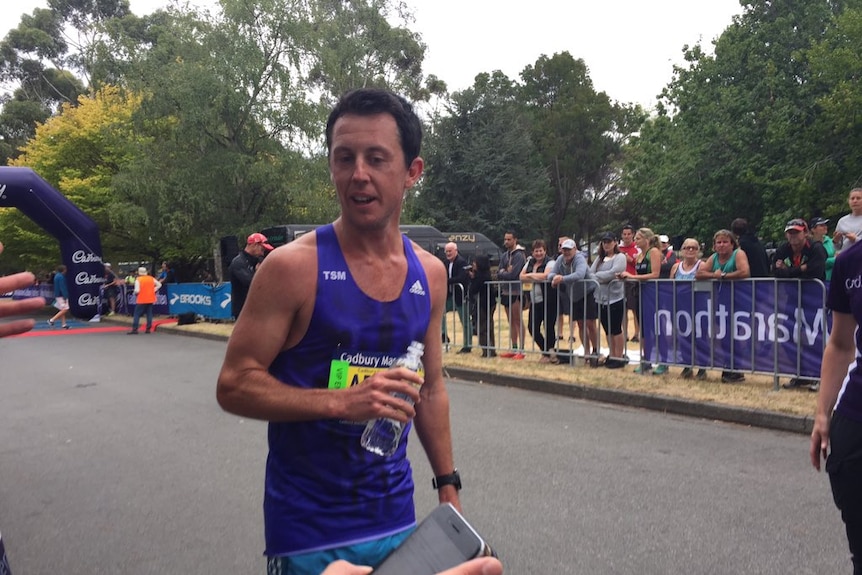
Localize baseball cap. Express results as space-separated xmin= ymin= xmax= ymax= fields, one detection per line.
xmin=104 ymin=262 xmax=111 ymax=268
xmin=784 ymin=218 xmax=807 ymax=233
xmin=560 ymin=239 xmax=576 ymax=250
xmin=659 ymin=235 xmax=670 ymax=243
xmin=247 ymin=232 xmax=274 ymax=250
xmin=809 ymin=217 xmax=829 ymax=228
xmin=600 ymin=232 xmax=617 ymax=242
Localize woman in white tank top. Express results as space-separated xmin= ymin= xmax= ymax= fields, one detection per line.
xmin=671 ymin=238 xmax=703 ymax=280
xmin=670 ymin=238 xmax=707 ymax=379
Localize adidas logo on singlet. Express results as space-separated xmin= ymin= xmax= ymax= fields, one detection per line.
xmin=409 ymin=280 xmax=426 ymax=296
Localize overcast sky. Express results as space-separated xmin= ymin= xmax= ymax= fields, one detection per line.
xmin=2 ymin=0 xmax=744 ymax=110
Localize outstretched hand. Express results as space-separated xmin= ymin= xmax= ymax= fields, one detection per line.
xmin=0 ymin=242 xmax=46 ymax=338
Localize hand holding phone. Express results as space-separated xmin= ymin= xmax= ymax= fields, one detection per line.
xmin=372 ymin=504 xmax=496 ymax=575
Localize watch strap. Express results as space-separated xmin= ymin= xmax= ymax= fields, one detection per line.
xmin=432 ymin=469 xmax=461 ymax=491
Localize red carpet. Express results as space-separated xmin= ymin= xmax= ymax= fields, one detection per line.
xmin=11 ymin=317 xmax=179 ymax=338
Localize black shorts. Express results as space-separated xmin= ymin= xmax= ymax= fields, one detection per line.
xmin=500 ymin=293 xmax=520 ymax=308
xmin=570 ymin=292 xmax=598 ymax=321
xmin=827 ymin=410 xmax=862 ymax=565
xmin=599 ymin=300 xmax=625 ymax=336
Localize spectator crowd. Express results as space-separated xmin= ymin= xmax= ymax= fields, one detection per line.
xmin=440 ymin=189 xmax=862 ymax=391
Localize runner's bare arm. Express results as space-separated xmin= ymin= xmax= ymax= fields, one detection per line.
xmin=216 ymin=234 xmax=420 ymax=423
xmin=412 ymin=248 xmax=462 ymax=510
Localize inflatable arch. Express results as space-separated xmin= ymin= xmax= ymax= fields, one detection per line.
xmin=0 ymin=167 xmax=103 ymax=319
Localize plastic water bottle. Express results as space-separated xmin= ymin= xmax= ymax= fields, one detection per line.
xmin=361 ymin=341 xmax=425 ymax=457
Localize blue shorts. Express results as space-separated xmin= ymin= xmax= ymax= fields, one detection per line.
xmin=266 ymin=528 xmax=414 ymax=575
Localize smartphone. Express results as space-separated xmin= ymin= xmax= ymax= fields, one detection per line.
xmin=372 ymin=503 xmax=495 ymax=575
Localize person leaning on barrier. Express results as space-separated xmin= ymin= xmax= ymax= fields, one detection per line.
xmin=549 ymin=238 xmax=599 ymax=367
xmin=618 ymin=228 xmax=663 ymax=374
xmin=670 ymin=238 xmax=708 ymax=380
xmin=696 ymin=229 xmax=751 ymax=383
xmin=519 ymin=239 xmax=558 ymax=364
xmin=589 ymin=232 xmax=627 ymax=369
xmin=695 ymin=229 xmax=751 ymax=281
xmin=554 ymin=236 xmax=575 ymax=346
xmin=810 ymin=236 xmax=862 ymax=575
xmin=772 ymin=219 xmax=827 ymax=281
xmin=773 ymin=218 xmax=827 ymax=391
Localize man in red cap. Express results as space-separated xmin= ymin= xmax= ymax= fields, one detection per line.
xmin=229 ymin=232 xmax=274 ymax=318
xmin=773 ymin=218 xmax=827 ymax=391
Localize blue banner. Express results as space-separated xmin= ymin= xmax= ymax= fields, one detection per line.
xmin=640 ymin=280 xmax=828 ymax=378
xmin=166 ymin=283 xmax=232 ymax=320
xmin=121 ymin=285 xmax=169 ymax=316
xmin=11 ymin=284 xmax=54 ymax=300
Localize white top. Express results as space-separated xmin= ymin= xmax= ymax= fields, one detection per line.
xmin=836 ymin=213 xmax=862 ymax=251
xmin=673 ymin=259 xmax=701 ymax=280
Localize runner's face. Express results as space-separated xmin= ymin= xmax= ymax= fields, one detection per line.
xmin=329 ymin=113 xmax=422 ymax=231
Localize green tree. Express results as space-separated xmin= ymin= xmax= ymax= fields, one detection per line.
xmin=3 ymin=86 xmax=144 ymax=272
xmin=806 ymin=5 xmax=862 ymax=214
xmin=306 ymin=0 xmax=445 ymax=103
xmin=0 ymin=0 xmax=133 ymax=163
xmin=417 ymin=71 xmax=551 ymax=243
xmin=519 ymin=52 xmax=644 ymax=245
xmin=624 ymin=0 xmax=859 ymax=243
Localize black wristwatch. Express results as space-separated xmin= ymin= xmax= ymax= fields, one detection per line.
xmin=432 ymin=469 xmax=462 ymax=491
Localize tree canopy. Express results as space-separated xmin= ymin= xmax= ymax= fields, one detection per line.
xmin=623 ymin=0 xmax=862 ymax=244
xmin=5 ymin=0 xmax=862 ymax=275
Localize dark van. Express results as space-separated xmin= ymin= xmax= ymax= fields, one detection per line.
xmin=260 ymin=224 xmax=321 ymax=249
xmin=398 ymin=225 xmax=449 ymax=258
xmin=443 ymin=232 xmax=501 ymax=267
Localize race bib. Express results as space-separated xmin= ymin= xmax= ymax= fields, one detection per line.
xmin=327 ymin=349 xmax=423 ymax=389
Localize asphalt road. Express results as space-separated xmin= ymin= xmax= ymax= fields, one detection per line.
xmin=0 ymin=328 xmax=850 ymax=574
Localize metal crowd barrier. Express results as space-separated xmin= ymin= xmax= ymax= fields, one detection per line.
xmin=450 ymin=278 xmax=828 ymax=386
xmin=636 ymin=278 xmax=827 ymax=389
